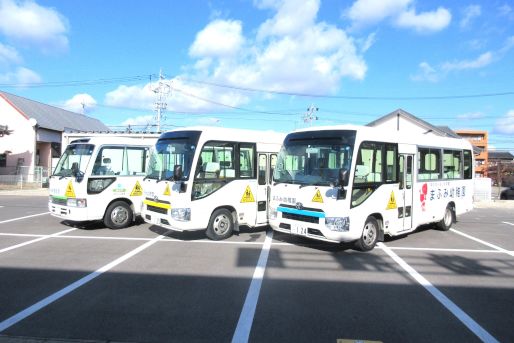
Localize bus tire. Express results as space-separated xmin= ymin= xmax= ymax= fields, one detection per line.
xmin=354 ymin=216 xmax=379 ymax=251
xmin=206 ymin=208 xmax=233 ymax=240
xmin=438 ymin=205 xmax=454 ymax=231
xmin=104 ymin=201 xmax=132 ymax=229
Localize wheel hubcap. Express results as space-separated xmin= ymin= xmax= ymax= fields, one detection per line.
xmin=362 ymin=222 xmax=377 ymax=246
xmin=111 ymin=206 xmax=129 ymax=225
xmin=213 ymin=214 xmax=230 ymax=235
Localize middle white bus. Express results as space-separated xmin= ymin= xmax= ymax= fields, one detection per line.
xmin=141 ymin=127 xmax=284 ymax=240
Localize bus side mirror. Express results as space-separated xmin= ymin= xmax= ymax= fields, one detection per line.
xmin=338 ymin=168 xmax=348 ymax=199
xmin=173 ymin=165 xmax=183 ymax=181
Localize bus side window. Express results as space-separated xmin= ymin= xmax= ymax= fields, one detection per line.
xmin=239 ymin=143 xmax=256 ymax=178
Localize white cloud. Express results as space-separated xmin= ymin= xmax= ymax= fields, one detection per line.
xmin=410 ymin=62 xmax=439 ymax=82
xmin=0 ymin=0 xmax=69 ymax=53
xmin=189 ymin=19 xmax=244 ymax=58
xmin=395 ymin=7 xmax=451 ymax=33
xmin=0 ymin=66 xmax=41 ymax=84
xmin=442 ymin=52 xmax=493 ymax=71
xmin=105 ymin=83 xmax=155 ymax=110
xmin=456 ymin=112 xmax=485 ymax=120
xmin=460 ymin=5 xmax=481 ymax=29
xmin=0 ymin=42 xmax=21 ymax=65
xmin=360 ymin=32 xmax=376 ymax=52
xmin=412 ymin=51 xmax=496 ymax=82
xmin=345 ymin=0 xmax=451 ymax=33
xmin=493 ymin=110 xmax=514 ymax=134
xmin=257 ymin=0 xmax=319 ymax=39
xmin=346 ymin=0 xmax=412 ymax=26
xmin=63 ymin=93 xmax=97 ymax=114
xmin=105 ymin=0 xmax=367 ymax=116
xmin=121 ymin=115 xmax=154 ymax=127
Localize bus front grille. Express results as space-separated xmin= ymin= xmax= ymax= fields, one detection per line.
xmin=282 ymin=212 xmax=319 ymax=224
xmin=147 ymin=205 xmax=168 ymax=215
xmin=51 ymin=197 xmax=67 ymax=206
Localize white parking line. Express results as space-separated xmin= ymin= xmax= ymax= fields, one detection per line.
xmin=502 ymin=221 xmax=514 ymax=227
xmin=385 ymin=246 xmax=505 ymax=254
xmin=450 ymin=228 xmax=514 ymax=257
xmin=0 ymin=212 xmax=49 ymax=224
xmin=380 ymin=243 xmax=499 ymax=343
xmin=0 ymin=228 xmax=76 ymax=254
xmin=0 ymin=233 xmax=167 ymax=333
xmin=232 ymin=230 xmax=273 ymax=343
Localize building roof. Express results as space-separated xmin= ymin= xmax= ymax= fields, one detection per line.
xmin=489 ymin=151 xmax=514 ymax=160
xmin=367 ymin=108 xmax=458 ymax=138
xmin=0 ymin=91 xmax=109 ymax=132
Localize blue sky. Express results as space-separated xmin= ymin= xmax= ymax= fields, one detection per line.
xmin=0 ymin=0 xmax=513 ymax=152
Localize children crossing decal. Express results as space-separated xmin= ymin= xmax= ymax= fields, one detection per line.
xmin=240 ymin=185 xmax=255 ymax=203
xmin=386 ymin=191 xmax=397 ymax=210
xmin=312 ymin=189 xmax=324 ymax=203
xmin=65 ymin=181 xmax=76 ymax=198
xmin=130 ymin=181 xmax=143 ymax=196
xmin=163 ymin=184 xmax=171 ymax=196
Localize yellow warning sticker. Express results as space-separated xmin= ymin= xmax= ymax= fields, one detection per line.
xmin=240 ymin=185 xmax=255 ymax=203
xmin=163 ymin=183 xmax=171 ymax=196
xmin=312 ymin=189 xmax=324 ymax=203
xmin=65 ymin=181 xmax=76 ymax=198
xmin=130 ymin=181 xmax=143 ymax=196
xmin=386 ymin=191 xmax=397 ymax=210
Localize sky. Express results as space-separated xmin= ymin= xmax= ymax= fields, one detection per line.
xmin=0 ymin=0 xmax=513 ymax=153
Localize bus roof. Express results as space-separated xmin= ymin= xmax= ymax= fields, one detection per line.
xmin=159 ymin=126 xmax=286 ymax=145
xmin=68 ymin=136 xmax=157 ymax=147
xmin=290 ymin=124 xmax=473 ymax=150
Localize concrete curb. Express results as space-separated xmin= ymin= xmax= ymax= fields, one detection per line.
xmin=0 ymin=188 xmax=48 ymax=196
xmin=474 ymin=200 xmax=514 ymax=209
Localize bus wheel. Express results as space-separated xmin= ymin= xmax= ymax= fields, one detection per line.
xmin=104 ymin=201 xmax=132 ymax=229
xmin=206 ymin=208 xmax=233 ymax=240
xmin=438 ymin=205 xmax=454 ymax=231
xmin=354 ymin=216 xmax=379 ymax=251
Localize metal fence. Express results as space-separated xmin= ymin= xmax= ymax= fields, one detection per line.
xmin=0 ymin=166 xmax=51 ymax=190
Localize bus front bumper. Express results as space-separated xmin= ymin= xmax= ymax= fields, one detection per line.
xmin=269 ymin=214 xmax=360 ymax=244
xmin=48 ymin=202 xmax=91 ymax=221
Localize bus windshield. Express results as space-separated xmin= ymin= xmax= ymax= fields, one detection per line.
xmin=274 ymin=130 xmax=356 ymax=186
xmin=53 ymin=144 xmax=94 ymax=177
xmin=146 ymin=131 xmax=201 ymax=181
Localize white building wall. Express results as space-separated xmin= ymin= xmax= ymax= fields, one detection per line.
xmin=372 ymin=116 xmax=441 ymax=138
xmin=0 ymin=97 xmax=36 ymax=170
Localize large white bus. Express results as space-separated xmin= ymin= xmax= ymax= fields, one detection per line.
xmin=269 ymin=125 xmax=474 ymax=251
xmin=141 ymin=127 xmax=284 ymax=240
xmin=49 ymin=136 xmax=157 ymax=229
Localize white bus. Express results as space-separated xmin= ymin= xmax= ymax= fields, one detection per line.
xmin=269 ymin=125 xmax=474 ymax=251
xmin=141 ymin=127 xmax=284 ymax=240
xmin=49 ymin=136 xmax=157 ymax=229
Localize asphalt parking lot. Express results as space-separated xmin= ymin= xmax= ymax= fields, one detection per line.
xmin=0 ymin=194 xmax=513 ymax=343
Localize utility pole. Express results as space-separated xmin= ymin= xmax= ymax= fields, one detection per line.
xmin=303 ymin=104 xmax=319 ymax=127
xmin=152 ymin=69 xmax=171 ymax=132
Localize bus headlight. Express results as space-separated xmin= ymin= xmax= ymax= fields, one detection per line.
xmin=171 ymin=208 xmax=191 ymax=221
xmin=269 ymin=207 xmax=278 ymax=220
xmin=325 ymin=217 xmax=350 ymax=232
xmin=67 ymin=198 xmax=87 ymax=208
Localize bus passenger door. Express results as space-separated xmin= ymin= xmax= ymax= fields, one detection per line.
xmin=256 ymin=153 xmax=276 ymax=225
xmin=399 ymin=154 xmax=414 ymax=231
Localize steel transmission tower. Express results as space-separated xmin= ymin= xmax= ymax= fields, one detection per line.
xmin=152 ymin=69 xmax=171 ymax=132
xmin=303 ymin=104 xmax=319 ymax=126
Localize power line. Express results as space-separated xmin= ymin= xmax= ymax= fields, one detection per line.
xmin=171 ymin=86 xmax=299 ymax=116
xmin=0 ymin=74 xmax=156 ymax=88
xmin=180 ymin=77 xmax=514 ymax=101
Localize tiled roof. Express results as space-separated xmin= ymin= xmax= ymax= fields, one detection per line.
xmin=0 ymin=91 xmax=109 ymax=132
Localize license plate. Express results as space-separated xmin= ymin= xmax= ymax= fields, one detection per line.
xmin=291 ymin=224 xmax=307 ymax=236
